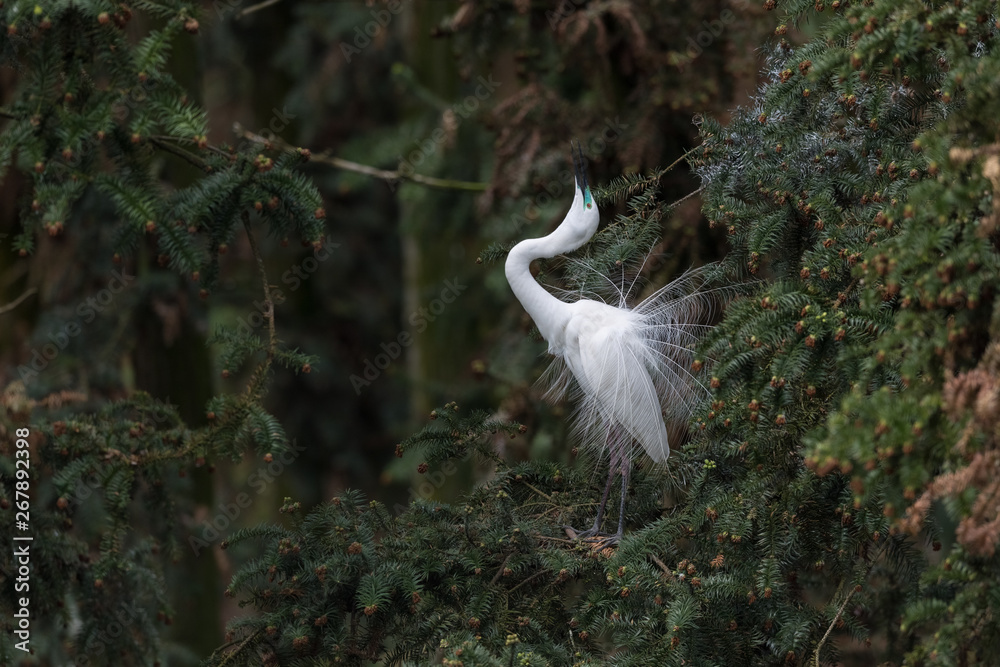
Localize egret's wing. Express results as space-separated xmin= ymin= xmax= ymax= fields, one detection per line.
xmin=571 ymin=321 xmax=671 ymax=464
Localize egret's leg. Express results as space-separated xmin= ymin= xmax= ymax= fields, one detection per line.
xmin=568 ymin=425 xmax=628 ymax=542
xmin=574 ymin=464 xmax=615 ymax=539
xmin=609 ymin=458 xmax=632 ymax=544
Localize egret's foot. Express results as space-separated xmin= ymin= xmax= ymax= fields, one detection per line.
xmin=564 ymin=524 xmax=600 ymax=540
xmin=592 ymin=531 xmax=622 ymax=548
xmin=579 ymin=531 xmax=621 ymax=549
xmin=564 ymin=524 xmax=620 ymax=547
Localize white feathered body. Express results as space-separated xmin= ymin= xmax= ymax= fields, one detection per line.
xmin=557 ymin=300 xmax=671 ymax=463
xmin=505 ymin=157 xmax=709 ymax=471
xmin=534 ymin=274 xmax=710 ymax=468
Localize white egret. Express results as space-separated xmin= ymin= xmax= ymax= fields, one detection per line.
xmin=505 ymin=144 xmax=713 ymax=543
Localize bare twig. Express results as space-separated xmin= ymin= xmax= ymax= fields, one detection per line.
xmin=507 ymin=569 xmax=547 ymax=594
xmin=518 ymin=479 xmax=553 ymax=501
xmin=667 ymin=185 xmax=704 ymax=210
xmin=813 ymin=539 xmax=889 ymax=666
xmin=150 ymin=137 xmax=210 ymax=173
xmin=312 ymin=151 xmax=487 ymax=191
xmin=533 ymin=533 xmax=577 ymax=544
xmin=813 ymin=583 xmax=855 ymax=667
xmin=491 ymin=554 xmax=512 ymax=585
xmin=661 ymin=145 xmax=701 ymax=175
xmin=235 ymin=124 xmax=488 ymax=192
xmin=0 ymin=287 xmax=37 ymax=315
xmin=650 ymin=554 xmax=673 ymax=578
xmin=212 ymin=628 xmax=265 ymax=667
xmin=149 ymin=137 xmax=211 ymax=173
xmin=234 ymin=0 xmax=284 ymax=20
xmin=151 ymin=134 xmax=230 ymax=159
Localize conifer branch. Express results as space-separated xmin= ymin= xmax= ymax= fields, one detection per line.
xmin=234 ymin=124 xmax=488 ymax=192
xmin=596 ymin=147 xmax=700 ymax=205
xmin=9 ymin=1 xmax=1000 ymax=663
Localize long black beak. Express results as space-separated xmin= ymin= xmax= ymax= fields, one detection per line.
xmin=571 ymin=141 xmax=588 ymax=194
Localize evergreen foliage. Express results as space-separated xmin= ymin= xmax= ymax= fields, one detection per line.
xmin=691 ymin=0 xmax=1000 ymax=663
xmin=0 ymin=1 xmax=324 ymax=272
xmin=0 ymin=2 xmax=322 ymax=663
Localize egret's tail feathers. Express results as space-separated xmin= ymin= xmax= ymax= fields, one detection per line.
xmin=537 ymin=263 xmax=739 ymax=467
xmin=573 ymin=321 xmax=672 ymax=463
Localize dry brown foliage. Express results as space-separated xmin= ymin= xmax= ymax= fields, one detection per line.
xmin=900 ymin=343 xmax=1000 ymax=556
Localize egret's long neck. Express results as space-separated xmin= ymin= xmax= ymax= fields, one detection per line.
xmin=505 ymin=218 xmax=591 ymax=344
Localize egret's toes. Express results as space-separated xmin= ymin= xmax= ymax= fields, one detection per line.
xmin=595 ymin=531 xmax=622 ymax=548
xmin=564 ymin=523 xmax=607 ymax=539
xmin=563 ymin=524 xmax=599 ymax=540
xmin=564 ymin=524 xmax=621 ymax=548
xmin=579 ymin=532 xmax=621 ymax=552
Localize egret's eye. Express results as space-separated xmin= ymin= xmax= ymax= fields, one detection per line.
xmin=587 ymin=203 xmax=592 ymax=209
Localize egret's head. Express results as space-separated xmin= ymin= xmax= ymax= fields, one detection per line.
xmin=507 ymin=143 xmax=601 ymax=265
xmin=553 ymin=142 xmax=599 ymax=251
